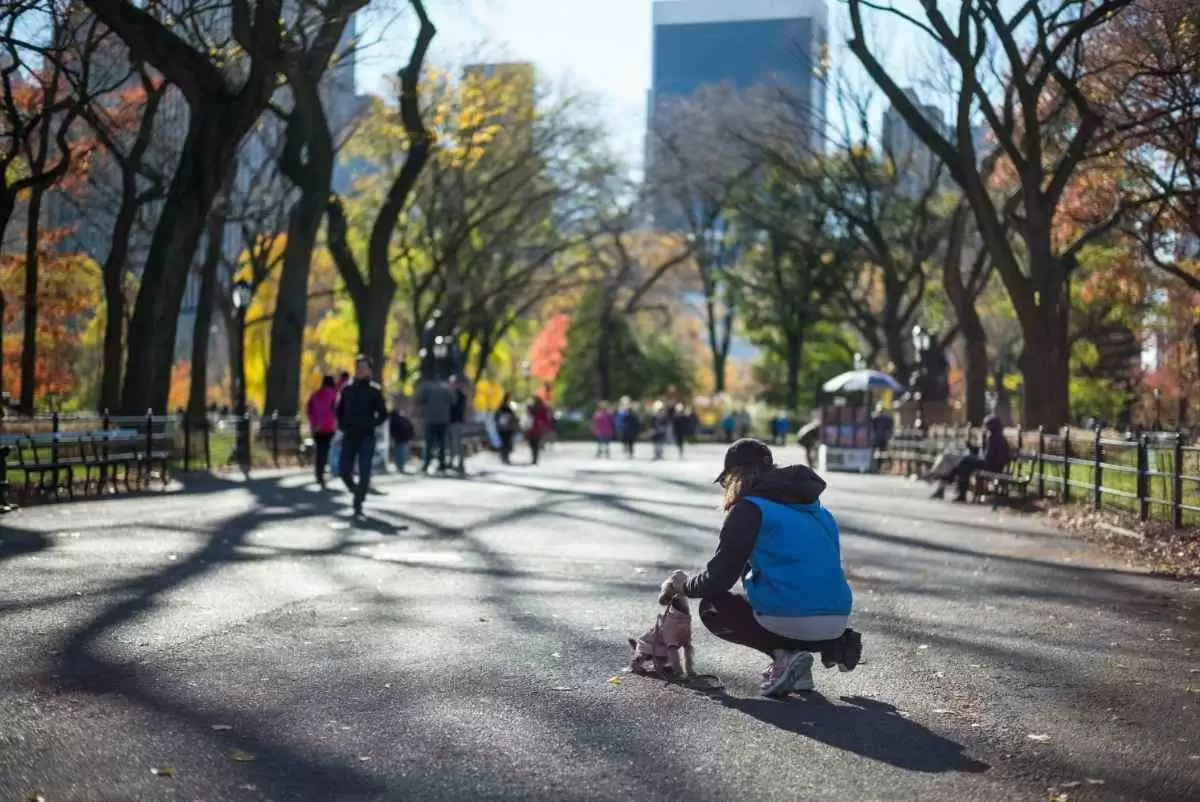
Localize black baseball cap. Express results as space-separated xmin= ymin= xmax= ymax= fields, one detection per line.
xmin=714 ymin=438 xmax=774 ymax=485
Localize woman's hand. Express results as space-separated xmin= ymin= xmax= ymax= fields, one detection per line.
xmin=667 ymin=570 xmax=689 ymax=593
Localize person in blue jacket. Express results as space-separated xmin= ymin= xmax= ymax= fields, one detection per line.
xmin=669 ymin=438 xmax=863 ymax=697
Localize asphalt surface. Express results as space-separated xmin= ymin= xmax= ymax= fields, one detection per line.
xmin=1 ymin=442 xmax=1198 ymax=802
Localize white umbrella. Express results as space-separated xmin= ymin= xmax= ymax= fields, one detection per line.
xmin=822 ymin=369 xmax=906 ymax=394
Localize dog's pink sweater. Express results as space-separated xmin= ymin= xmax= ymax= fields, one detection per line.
xmin=632 ymin=607 xmax=692 ymax=658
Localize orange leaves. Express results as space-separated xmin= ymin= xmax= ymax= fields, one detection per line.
xmin=528 ymin=313 xmax=569 ymax=383
xmin=0 ymin=234 xmax=102 ymax=403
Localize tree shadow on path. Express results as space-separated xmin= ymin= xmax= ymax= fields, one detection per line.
xmin=714 ymin=692 xmax=991 ymax=774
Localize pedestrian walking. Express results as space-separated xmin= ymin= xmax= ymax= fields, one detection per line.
xmin=618 ymin=398 xmax=641 ymax=458
xmin=665 ymin=438 xmax=862 ymax=697
xmin=389 ymin=396 xmax=415 ymax=473
xmin=416 ymin=378 xmax=455 ymax=473
xmin=672 ymin=403 xmax=690 ymax=459
xmin=335 ymin=356 xmax=388 ymax=516
xmin=306 ymin=375 xmax=338 ymax=487
xmin=329 ymin=370 xmax=352 ymax=475
xmin=720 ymin=411 xmax=736 ymax=443
xmin=447 ymin=376 xmax=469 ymax=476
xmin=494 ymin=395 xmax=518 ymax=464
xmin=525 ymin=395 xmax=553 ymax=465
xmin=651 ymin=401 xmax=669 ymax=460
xmin=592 ymin=401 xmax=616 ymax=458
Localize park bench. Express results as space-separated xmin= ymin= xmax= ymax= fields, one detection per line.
xmin=88 ymin=429 xmax=144 ymax=494
xmin=2 ymin=431 xmax=94 ymax=499
xmin=971 ymin=456 xmax=1033 ymax=508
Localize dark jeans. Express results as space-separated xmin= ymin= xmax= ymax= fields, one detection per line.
xmin=339 ymin=434 xmax=376 ymax=509
xmin=498 ymin=431 xmax=514 ymax=463
xmin=935 ymin=454 xmax=984 ymax=498
xmin=528 ymin=436 xmax=543 ymax=465
xmin=423 ymin=423 xmax=448 ymax=470
xmin=622 ymin=438 xmax=636 ymax=457
xmin=698 ymin=592 xmax=831 ymax=657
xmin=313 ymin=431 xmax=333 ymax=483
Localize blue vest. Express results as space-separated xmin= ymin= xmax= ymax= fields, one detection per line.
xmin=742 ymin=497 xmax=853 ymax=618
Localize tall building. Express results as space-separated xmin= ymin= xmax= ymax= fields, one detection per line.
xmin=650 ymin=0 xmax=827 ymax=107
xmin=646 ymin=0 xmax=829 ymax=226
xmin=881 ymin=88 xmax=950 ymax=197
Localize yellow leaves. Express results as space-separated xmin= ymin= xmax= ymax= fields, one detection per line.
xmin=230 ymin=749 xmax=256 ymax=762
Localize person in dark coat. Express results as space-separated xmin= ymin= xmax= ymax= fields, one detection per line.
xmin=389 ymin=395 xmax=415 ymax=473
xmin=619 ymin=399 xmax=642 ymax=458
xmin=931 ymin=415 xmax=1011 ymax=501
xmin=335 ymin=356 xmax=388 ymax=516
xmin=494 ymin=396 xmax=518 ymax=464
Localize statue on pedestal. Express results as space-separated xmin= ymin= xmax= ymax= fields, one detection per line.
xmin=417 ymin=310 xmax=464 ymax=383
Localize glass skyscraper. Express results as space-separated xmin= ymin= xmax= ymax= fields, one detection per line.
xmin=646 ymin=0 xmax=829 ymax=226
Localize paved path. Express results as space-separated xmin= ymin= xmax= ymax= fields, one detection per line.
xmin=1 ymin=443 xmax=1198 ymax=801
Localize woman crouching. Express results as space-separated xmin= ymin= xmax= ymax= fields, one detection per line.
xmin=670 ymin=438 xmax=862 ymax=697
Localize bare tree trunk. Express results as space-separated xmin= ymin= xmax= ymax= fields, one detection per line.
xmin=597 ymin=302 xmax=614 ymax=402
xmin=19 ymin=185 xmax=46 ymax=415
xmin=267 ymin=43 xmax=342 ymax=417
xmin=1018 ymin=282 xmax=1072 ymax=429
xmin=784 ymin=330 xmax=804 ymax=412
xmin=963 ymin=330 xmax=989 ymax=424
xmin=188 ymin=209 xmax=223 ymax=419
xmin=326 ymin=1 xmax=436 ymax=373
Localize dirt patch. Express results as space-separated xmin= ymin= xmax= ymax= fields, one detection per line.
xmin=1041 ymin=505 xmax=1200 ymax=581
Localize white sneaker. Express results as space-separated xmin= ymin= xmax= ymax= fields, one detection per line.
xmin=760 ymin=651 xmax=814 ymax=697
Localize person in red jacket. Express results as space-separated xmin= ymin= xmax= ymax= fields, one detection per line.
xmin=525 ymin=396 xmax=553 ymax=465
xmin=306 ymin=375 xmax=339 ymax=487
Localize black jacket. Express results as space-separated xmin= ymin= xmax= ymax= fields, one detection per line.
xmin=389 ymin=410 xmax=415 ymax=443
xmin=449 ymin=389 xmax=467 ymax=424
xmin=336 ymin=378 xmax=388 ymax=439
xmin=683 ymin=465 xmax=828 ymax=599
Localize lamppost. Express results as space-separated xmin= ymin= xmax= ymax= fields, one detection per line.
xmin=911 ymin=326 xmax=931 ymax=430
xmin=1153 ymin=387 xmax=1162 ymax=431
xmin=231 ymin=280 xmax=253 ymax=471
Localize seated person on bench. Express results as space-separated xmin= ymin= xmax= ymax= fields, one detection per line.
xmin=931 ymin=415 xmax=1010 ymax=502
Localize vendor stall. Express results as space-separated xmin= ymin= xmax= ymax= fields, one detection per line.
xmin=817 ymin=369 xmax=906 ymax=474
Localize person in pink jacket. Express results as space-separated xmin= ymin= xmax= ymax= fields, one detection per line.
xmin=592 ymin=401 xmax=616 ymax=459
xmin=306 ymin=375 xmax=339 ymax=487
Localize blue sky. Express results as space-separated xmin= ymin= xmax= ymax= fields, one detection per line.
xmin=354 ymin=1 xmax=923 ymax=167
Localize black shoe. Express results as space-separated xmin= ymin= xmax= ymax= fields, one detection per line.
xmin=822 ymin=629 xmax=863 ymax=672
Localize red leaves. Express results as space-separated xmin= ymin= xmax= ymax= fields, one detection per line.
xmin=528 ymin=313 xmax=569 ymax=384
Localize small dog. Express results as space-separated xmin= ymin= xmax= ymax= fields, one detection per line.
xmin=628 ymin=570 xmax=695 ymax=679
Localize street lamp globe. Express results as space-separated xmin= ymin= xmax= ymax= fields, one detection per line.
xmin=232 ymin=280 xmax=253 ymax=311
xmin=432 ymin=335 xmax=448 ymax=360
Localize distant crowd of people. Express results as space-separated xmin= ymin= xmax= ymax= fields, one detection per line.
xmin=304 ymin=357 xmax=561 ymax=516
xmin=589 ymin=397 xmax=700 ymax=460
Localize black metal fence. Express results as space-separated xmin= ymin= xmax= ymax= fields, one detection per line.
xmin=885 ymin=425 xmax=1199 ymax=529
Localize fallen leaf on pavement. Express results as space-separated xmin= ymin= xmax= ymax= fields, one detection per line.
xmin=26 ymin=791 xmax=46 ymax=802
xmin=608 ymin=676 xmax=623 ymax=685
xmin=1027 ymin=733 xmax=1051 ymax=742
xmin=550 ymin=652 xmax=561 ymax=659
xmin=592 ymin=626 xmax=610 ymax=631
xmin=1052 ymin=781 xmax=1082 ymax=791
xmin=551 ymin=686 xmax=573 ymax=691
xmin=918 ymin=644 xmax=929 ymax=650
xmin=933 ymin=708 xmax=952 ymax=714
xmin=230 ymin=750 xmax=256 ymax=762
xmin=1046 ymin=793 xmax=1069 ymax=802
xmin=211 ymin=724 xmax=233 ymax=731
xmin=1086 ymin=779 xmax=1105 ymax=785
xmin=151 ymin=766 xmax=174 ymax=777
xmin=358 ymin=756 xmax=371 ymax=762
